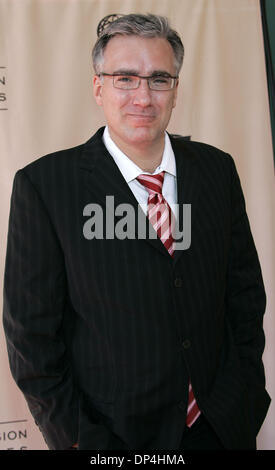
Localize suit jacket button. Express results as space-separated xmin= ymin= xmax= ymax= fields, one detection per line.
xmin=174 ymin=277 xmax=183 ymax=287
xmin=182 ymin=339 xmax=191 ymax=349
xmin=178 ymin=401 xmax=186 ymax=411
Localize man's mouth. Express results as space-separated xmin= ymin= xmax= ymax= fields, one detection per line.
xmin=127 ymin=114 xmax=155 ymax=119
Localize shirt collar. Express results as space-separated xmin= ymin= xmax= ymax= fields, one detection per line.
xmin=103 ymin=125 xmax=176 ymax=183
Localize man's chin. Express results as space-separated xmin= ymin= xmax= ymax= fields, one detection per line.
xmin=108 ymin=124 xmax=164 ymax=149
xmin=123 ymin=126 xmax=160 ymax=145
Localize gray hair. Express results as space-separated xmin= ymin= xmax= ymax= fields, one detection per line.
xmin=92 ymin=13 xmax=184 ymax=75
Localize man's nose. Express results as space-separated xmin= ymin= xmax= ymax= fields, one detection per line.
xmin=132 ymin=79 xmax=152 ymax=106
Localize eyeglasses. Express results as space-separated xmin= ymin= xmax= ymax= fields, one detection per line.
xmin=98 ymin=73 xmax=178 ymax=91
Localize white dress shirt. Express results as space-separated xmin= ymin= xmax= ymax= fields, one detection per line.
xmin=102 ymin=126 xmax=177 ymax=216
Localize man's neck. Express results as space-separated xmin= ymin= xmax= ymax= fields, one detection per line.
xmin=108 ymin=128 xmax=165 ymax=174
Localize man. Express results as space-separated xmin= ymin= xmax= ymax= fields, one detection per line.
xmin=3 ymin=13 xmax=270 ymax=450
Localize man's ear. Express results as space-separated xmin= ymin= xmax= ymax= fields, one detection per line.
xmin=93 ymin=75 xmax=103 ymax=106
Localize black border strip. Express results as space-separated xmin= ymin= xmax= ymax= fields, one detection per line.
xmin=260 ymin=0 xmax=275 ymax=166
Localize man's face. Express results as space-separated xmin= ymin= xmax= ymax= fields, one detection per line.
xmin=93 ymin=35 xmax=179 ymax=149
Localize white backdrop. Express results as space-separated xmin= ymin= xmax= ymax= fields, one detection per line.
xmin=0 ymin=0 xmax=274 ymax=450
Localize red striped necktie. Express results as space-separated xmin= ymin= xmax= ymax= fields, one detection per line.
xmin=137 ymin=171 xmax=201 ymax=428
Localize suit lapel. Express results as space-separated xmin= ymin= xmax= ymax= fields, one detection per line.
xmin=169 ymin=134 xmax=201 ymax=264
xmin=80 ymin=127 xmax=138 ymax=209
xmin=79 ymin=127 xmax=168 ymax=257
xmin=79 ymin=128 xmax=201 ymax=260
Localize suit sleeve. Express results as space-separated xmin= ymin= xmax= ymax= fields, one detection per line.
xmin=3 ymin=169 xmax=79 ymax=449
xmin=226 ymin=157 xmax=271 ymax=435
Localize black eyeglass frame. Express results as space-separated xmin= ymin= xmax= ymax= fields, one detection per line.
xmin=98 ymin=72 xmax=179 ymax=90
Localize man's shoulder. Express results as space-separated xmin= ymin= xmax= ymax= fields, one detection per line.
xmin=169 ymin=134 xmax=233 ymax=166
xmin=169 ymin=133 xmax=232 ymax=161
xmin=20 ymin=127 xmax=105 ymax=178
xmin=22 ymin=142 xmax=86 ymax=175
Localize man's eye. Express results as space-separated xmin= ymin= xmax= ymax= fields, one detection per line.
xmin=152 ymin=77 xmax=170 ymax=84
xmin=117 ymin=75 xmax=134 ymax=83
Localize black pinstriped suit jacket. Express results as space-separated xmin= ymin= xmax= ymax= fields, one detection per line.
xmin=3 ymin=127 xmax=271 ymax=450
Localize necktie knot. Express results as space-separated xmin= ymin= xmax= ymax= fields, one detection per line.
xmin=137 ymin=171 xmax=165 ymax=195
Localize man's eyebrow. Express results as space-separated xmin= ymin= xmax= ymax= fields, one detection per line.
xmin=112 ymin=69 xmax=140 ymax=75
xmin=112 ymin=69 xmax=173 ymax=77
xmin=150 ymin=70 xmax=173 ymax=77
